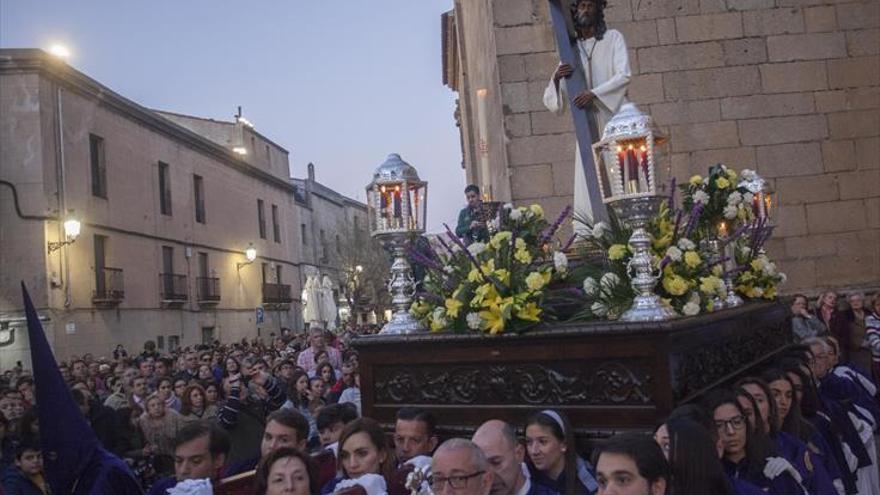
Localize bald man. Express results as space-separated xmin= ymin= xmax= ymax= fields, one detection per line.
xmin=472 ymin=420 xmax=558 ymax=495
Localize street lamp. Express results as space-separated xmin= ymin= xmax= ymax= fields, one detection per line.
xmin=355 ymin=265 xmax=363 ymax=273
xmin=366 ymin=153 xmax=428 ymax=334
xmin=48 ymin=44 xmax=71 ymax=61
xmin=237 ymin=243 xmax=257 ymax=270
xmin=48 ymin=211 xmax=81 ymax=253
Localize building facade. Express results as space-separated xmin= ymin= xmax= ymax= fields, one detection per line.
xmin=0 ymin=49 xmax=304 ymax=367
xmin=442 ymin=0 xmax=879 ymax=295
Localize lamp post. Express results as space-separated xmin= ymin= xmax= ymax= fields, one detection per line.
xmin=365 ymin=153 xmax=428 ymax=334
xmin=237 ymin=243 xmax=257 ymax=270
xmin=592 ymin=103 xmax=677 ymax=321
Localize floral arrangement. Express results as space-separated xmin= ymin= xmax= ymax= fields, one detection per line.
xmin=578 ymin=164 xmax=785 ymax=318
xmin=408 ymin=204 xmax=573 ymax=334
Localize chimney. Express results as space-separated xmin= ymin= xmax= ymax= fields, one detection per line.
xmin=307 ymin=162 xmax=315 ymax=182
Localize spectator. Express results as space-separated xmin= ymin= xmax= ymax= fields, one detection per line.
xmin=472 ymin=419 xmax=555 ymax=495
xmin=1 ymin=439 xmax=49 ymax=495
xmin=316 ymin=403 xmax=359 ymax=455
xmin=790 ymin=294 xmax=825 ymax=341
xmin=297 ymin=328 xmax=342 ymax=373
xmin=147 ymin=420 xmax=231 ymax=495
xmin=255 ymin=447 xmax=319 ymax=495
xmin=865 ymin=296 xmax=880 ymax=384
xmin=394 ymin=407 xmax=438 ymax=464
xmin=217 ymin=369 xmax=286 ymax=464
xmin=525 ymin=409 xmax=598 ymax=495
xmin=157 ymin=377 xmax=182 ymax=413
xmin=430 ymin=438 xmax=493 ymax=495
xmin=844 ymin=293 xmax=871 ymax=373
xmin=179 ymin=384 xmax=217 ymax=424
xmin=138 ymin=393 xmax=184 ymax=475
xmin=591 ymin=433 xmax=668 ymax=495
xmin=321 ymin=418 xmax=396 ymax=494
xmin=815 ymin=291 xmax=849 ymax=361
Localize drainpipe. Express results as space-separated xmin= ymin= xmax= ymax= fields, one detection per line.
xmin=55 ymin=84 xmax=71 ymax=308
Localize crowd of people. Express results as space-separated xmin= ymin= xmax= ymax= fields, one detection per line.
xmin=0 ymin=290 xmax=877 ymax=495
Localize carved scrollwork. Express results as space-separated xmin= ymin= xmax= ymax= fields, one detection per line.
xmin=373 ymin=361 xmax=652 ymax=406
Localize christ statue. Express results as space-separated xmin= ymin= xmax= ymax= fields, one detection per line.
xmin=544 ymin=0 xmax=631 ymax=232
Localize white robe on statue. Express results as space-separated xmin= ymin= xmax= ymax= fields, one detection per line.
xmin=543 ymin=28 xmax=631 ymax=233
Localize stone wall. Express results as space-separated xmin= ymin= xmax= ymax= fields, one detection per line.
xmin=450 ymin=0 xmax=879 ymax=294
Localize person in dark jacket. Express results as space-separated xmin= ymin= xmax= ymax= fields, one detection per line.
xmin=1 ymin=440 xmax=50 ymax=495
xmin=72 ymin=389 xmax=120 ymax=454
xmin=217 ymin=369 xmax=286 ymax=464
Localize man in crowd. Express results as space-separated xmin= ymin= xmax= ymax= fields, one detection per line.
xmin=223 ymin=407 xmax=310 ymax=477
xmin=147 ymin=421 xmax=231 ymax=495
xmin=430 ymin=438 xmax=493 ymax=495
xmin=296 ymin=327 xmax=342 ymax=373
xmin=217 ymin=369 xmax=287 ymax=463
xmin=472 ymin=420 xmax=556 ymax=495
xmin=175 ymin=352 xmax=200 ymax=383
xmin=316 ymin=403 xmax=359 ymax=455
xmin=394 ymin=407 xmax=439 ymax=464
xmin=592 ymin=433 xmax=668 ymax=495
xmin=1 ymin=439 xmax=49 ymax=494
xmin=455 ymin=185 xmax=489 ymax=244
xmin=130 ymin=375 xmax=149 ymax=410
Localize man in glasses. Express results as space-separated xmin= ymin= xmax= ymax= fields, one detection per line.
xmin=430 ymin=438 xmax=493 ymax=495
xmin=472 ymin=420 xmax=556 ymax=495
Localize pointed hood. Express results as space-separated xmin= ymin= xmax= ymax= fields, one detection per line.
xmin=21 ymin=282 xmax=100 ymax=492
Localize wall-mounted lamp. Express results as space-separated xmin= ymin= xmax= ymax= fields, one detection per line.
xmin=237 ymin=243 xmax=257 ymax=270
xmin=48 ymin=212 xmax=81 ymax=253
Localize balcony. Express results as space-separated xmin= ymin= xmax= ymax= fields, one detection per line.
xmin=262 ymin=283 xmax=293 ymax=305
xmin=159 ymin=273 xmax=188 ymax=303
xmin=197 ymin=276 xmax=221 ymax=304
xmin=93 ymin=267 xmax=124 ymax=306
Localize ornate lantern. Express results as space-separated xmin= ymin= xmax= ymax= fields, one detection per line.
xmin=592 ymin=103 xmax=677 ymax=321
xmin=366 ymin=153 xmax=428 ymax=334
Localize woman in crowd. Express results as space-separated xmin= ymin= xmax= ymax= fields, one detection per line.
xmin=284 ymin=369 xmax=317 ymax=441
xmin=156 ymin=377 xmax=181 ymax=413
xmin=320 ymin=417 xmax=395 ymax=494
xmin=815 ymin=291 xmax=849 ymax=361
xmin=203 ymin=381 xmax=222 ymax=407
xmin=256 ymin=447 xmax=319 ymax=495
xmin=197 ymin=364 xmax=215 ymax=384
xmin=791 ymin=294 xmax=826 ymax=341
xmin=654 ymin=417 xmax=736 ymax=495
xmin=525 ymin=409 xmax=598 ymax=495
xmin=179 ymin=383 xmax=217 ymax=423
xmin=315 ymin=362 xmax=337 ymax=395
xmin=137 ymin=393 xmax=182 ymax=475
xmin=844 ymin=293 xmax=871 ymax=372
xmin=224 ymin=356 xmax=242 ymax=379
xmin=707 ymin=390 xmax=804 ymax=494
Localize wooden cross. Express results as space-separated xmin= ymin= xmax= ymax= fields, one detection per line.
xmin=547 ymin=0 xmax=609 ymax=223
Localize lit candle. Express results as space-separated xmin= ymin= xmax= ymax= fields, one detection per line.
xmin=638 ymin=145 xmax=649 ymax=192
xmin=626 ymin=145 xmax=640 ymax=194
xmin=764 ymin=194 xmax=772 ymax=219
xmin=617 ymin=146 xmax=625 ymax=193
xmin=718 ymin=221 xmax=728 ymax=238
xmin=757 ymin=191 xmax=766 ymax=219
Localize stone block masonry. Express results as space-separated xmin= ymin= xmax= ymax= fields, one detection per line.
xmin=450 ymin=0 xmax=879 ymax=294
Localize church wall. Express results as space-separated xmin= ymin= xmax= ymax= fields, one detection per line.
xmin=450 ymin=0 xmax=879 ymax=295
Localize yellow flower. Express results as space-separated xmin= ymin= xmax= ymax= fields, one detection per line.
xmin=764 ymin=286 xmax=777 ymax=299
xmin=689 ymin=175 xmax=703 ymax=186
xmin=471 ymin=283 xmax=498 ymax=307
xmin=699 ymin=276 xmax=723 ymax=295
xmin=716 ymin=177 xmax=730 ymax=189
xmin=712 ymin=265 xmax=723 ymax=277
xmin=480 ymin=258 xmax=496 ymax=274
xmin=529 ymin=204 xmax=544 ymax=218
xmin=684 ymin=251 xmax=701 ymax=268
xmin=490 ymin=231 xmax=512 ymax=249
xmin=445 ymin=298 xmax=463 ymax=318
xmin=479 ymin=306 xmax=506 ymax=334
xmin=517 ymin=302 xmax=542 ymax=322
xmin=514 ymin=248 xmax=532 ymax=264
xmin=515 ymin=238 xmax=526 ymax=251
xmin=525 ymin=271 xmax=550 ymax=291
xmin=430 ymin=315 xmax=447 ymax=332
xmin=750 ymin=259 xmax=763 ymax=272
xmin=608 ymin=244 xmax=628 ymax=260
xmin=662 ymin=275 xmax=689 ymax=296
xmin=726 ymin=168 xmax=737 ymax=180
xmin=494 ymin=269 xmax=511 ymax=286
xmin=410 ymin=301 xmax=429 ymax=317
xmin=652 ymin=233 xmax=672 ymax=250
xmin=468 ymin=268 xmax=483 ymax=283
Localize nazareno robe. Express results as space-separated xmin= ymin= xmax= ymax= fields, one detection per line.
xmin=543 ymin=28 xmax=631 ymax=233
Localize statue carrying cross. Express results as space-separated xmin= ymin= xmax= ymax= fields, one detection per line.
xmin=545 ymin=0 xmax=632 ymax=231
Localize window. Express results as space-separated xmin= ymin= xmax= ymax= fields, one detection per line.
xmin=193 ymin=175 xmax=205 ymax=224
xmin=257 ymin=199 xmax=266 ymax=239
xmin=94 ymin=234 xmax=107 ymax=294
xmin=320 ymin=229 xmax=327 ymax=261
xmin=271 ymin=204 xmax=281 ymax=243
xmin=301 ymin=223 xmax=308 ymax=245
xmin=168 ymin=335 xmax=180 ymax=352
xmin=261 ymin=262 xmax=269 ymax=284
xmin=158 ymin=161 xmax=172 ymax=216
xmin=162 ymin=246 xmax=174 ymax=274
xmin=336 ymin=234 xmax=341 ymax=254
xmin=275 ymin=265 xmax=283 ymax=284
xmin=265 ymin=145 xmax=271 ymax=167
xmin=198 ymin=252 xmax=209 ymax=279
xmin=89 ymin=134 xmax=107 ymax=198
xmin=157 ymin=335 xmax=165 ymax=350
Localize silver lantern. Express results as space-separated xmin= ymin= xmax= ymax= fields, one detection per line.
xmin=366 ymin=153 xmax=428 ymax=334
xmin=592 ymin=103 xmax=677 ymax=321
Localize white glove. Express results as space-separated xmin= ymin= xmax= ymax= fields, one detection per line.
xmin=168 ymin=479 xmax=213 ymax=495
xmin=763 ymin=457 xmax=803 ymax=484
xmin=335 ymin=474 xmax=388 ymax=495
xmin=404 ymin=455 xmax=433 ymax=471
xmin=833 ymin=478 xmax=845 ymax=495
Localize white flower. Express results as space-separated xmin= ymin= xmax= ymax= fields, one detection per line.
xmin=600 ymin=272 xmax=620 ymax=287
xmin=168 ymin=479 xmax=214 ymax=495
xmin=592 ymin=222 xmax=609 ymax=239
xmin=682 ymin=301 xmax=701 ymax=316
xmin=487 ymin=218 xmax=499 ymax=231
xmin=743 ymin=192 xmax=754 ymax=205
xmin=778 ymin=272 xmax=787 ymax=284
xmin=693 ymin=190 xmax=710 ymax=204
xmin=503 ymin=203 xmax=513 ymax=210
xmin=677 ymin=238 xmax=696 ymax=251
xmin=752 ymin=287 xmax=764 ymax=297
xmin=467 ymin=242 xmax=486 ymax=256
xmin=723 ymin=205 xmax=738 ymax=219
xmin=591 ymin=301 xmax=608 ymax=317
xmin=432 ymin=307 xmax=446 ymax=320
xmin=739 ymin=245 xmax=752 ymax=256
xmin=764 ymin=262 xmax=777 ymax=276
xmin=466 ymin=312 xmax=482 ymax=330
xmin=444 ymin=265 xmax=455 ymax=274
xmin=727 ymin=191 xmax=742 ymax=205
xmin=665 ymin=246 xmax=683 ymax=262
xmin=509 ymin=208 xmax=523 ymax=221
xmin=741 ymin=169 xmax=758 ymax=182
xmin=583 ymin=277 xmax=599 ymax=296
xmin=553 ymin=251 xmax=568 ymax=273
